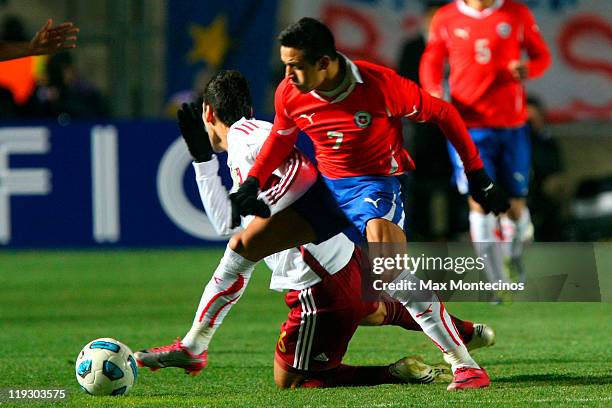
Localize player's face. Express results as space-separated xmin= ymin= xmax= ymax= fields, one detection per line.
xmin=280 ymin=46 xmax=325 ymax=93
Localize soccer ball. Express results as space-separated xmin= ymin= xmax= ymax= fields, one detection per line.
xmin=75 ymin=338 xmax=138 ymax=396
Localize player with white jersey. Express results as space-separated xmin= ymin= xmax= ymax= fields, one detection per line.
xmin=135 ymin=70 xmax=493 ymax=388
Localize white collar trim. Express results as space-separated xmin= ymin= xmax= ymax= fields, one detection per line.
xmin=343 ymin=53 xmax=363 ymax=84
xmin=456 ymin=0 xmax=504 ymax=19
xmin=310 ymin=53 xmax=362 ymax=103
xmin=229 ymin=117 xmax=248 ymax=131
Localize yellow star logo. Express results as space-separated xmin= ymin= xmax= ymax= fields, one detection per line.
xmin=188 ymin=15 xmax=230 ymax=68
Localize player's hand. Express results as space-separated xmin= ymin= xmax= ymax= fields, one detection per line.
xmin=177 ymin=102 xmax=213 ymax=162
xmin=29 ymin=19 xmax=79 ymax=56
xmin=508 ymin=60 xmax=528 ymax=81
xmin=229 ymin=176 xmax=271 ymax=228
xmin=467 ymin=169 xmax=510 ymax=215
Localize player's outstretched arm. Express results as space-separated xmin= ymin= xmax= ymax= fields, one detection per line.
xmin=420 ymin=92 xmax=509 ymax=214
xmin=178 ymin=102 xmax=239 ymax=235
xmin=419 ymin=10 xmax=448 ymax=98
xmin=194 ymin=158 xmax=240 ymax=236
xmin=388 ymin=73 xmax=509 ymax=214
xmin=0 ymin=19 xmax=80 ymax=62
xmin=422 ymin=93 xmax=509 ymax=214
xmin=520 ymin=6 xmax=551 ymax=80
xmin=0 ymin=19 xmax=79 ymax=61
xmin=29 ymin=19 xmax=79 ymax=56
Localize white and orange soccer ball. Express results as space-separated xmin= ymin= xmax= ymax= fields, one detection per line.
xmin=75 ymin=338 xmax=138 ymax=396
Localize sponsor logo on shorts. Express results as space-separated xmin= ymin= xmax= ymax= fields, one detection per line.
xmin=313 ymin=353 xmax=329 ymax=362
xmin=364 ymin=197 xmax=382 ymax=208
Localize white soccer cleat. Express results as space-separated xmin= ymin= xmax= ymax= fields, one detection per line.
xmin=444 ymin=323 xmax=495 ymax=365
xmin=390 ymin=355 xmax=452 ymax=384
xmin=467 ymin=323 xmax=496 ymax=352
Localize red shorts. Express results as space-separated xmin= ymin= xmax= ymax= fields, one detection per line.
xmin=274 ymin=249 xmax=378 ymax=372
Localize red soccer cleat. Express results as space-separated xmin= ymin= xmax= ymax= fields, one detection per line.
xmin=134 ymin=338 xmax=208 ymax=376
xmin=447 ymin=367 xmax=490 ymax=391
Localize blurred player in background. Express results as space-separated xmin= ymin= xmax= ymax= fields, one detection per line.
xmin=0 ymin=19 xmax=78 ymax=62
xmin=136 ymin=70 xmax=495 ymax=388
xmin=397 ymin=0 xmax=464 ymax=240
xmin=230 ymin=17 xmax=507 ymax=390
xmin=420 ymin=0 xmax=551 ymax=292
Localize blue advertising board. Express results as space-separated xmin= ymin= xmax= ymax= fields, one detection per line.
xmin=0 ymin=121 xmax=235 ymax=248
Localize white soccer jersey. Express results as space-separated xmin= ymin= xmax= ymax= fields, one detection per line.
xmin=227 ymin=118 xmax=316 ymax=215
xmin=193 ymin=117 xmax=355 ymax=291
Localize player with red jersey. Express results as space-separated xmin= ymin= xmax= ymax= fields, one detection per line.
xmin=420 ymin=0 xmax=551 ymax=290
xmin=135 ymin=71 xmax=495 ymax=388
xmin=230 ymin=18 xmax=509 ymax=390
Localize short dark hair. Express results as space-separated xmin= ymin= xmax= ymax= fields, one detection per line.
xmin=203 ymin=70 xmax=252 ymax=126
xmin=278 ymin=17 xmax=339 ymax=64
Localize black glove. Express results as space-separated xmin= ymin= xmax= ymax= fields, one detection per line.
xmin=177 ymin=102 xmax=213 ymax=162
xmin=467 ymin=168 xmax=510 ymax=215
xmin=229 ymin=176 xmax=271 ymax=228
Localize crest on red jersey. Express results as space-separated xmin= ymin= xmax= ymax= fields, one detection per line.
xmin=497 ymin=22 xmax=512 ymax=38
xmin=354 ymin=111 xmax=372 ymax=128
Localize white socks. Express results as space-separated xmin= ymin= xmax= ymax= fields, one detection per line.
xmin=444 ymin=346 xmax=480 ymax=371
xmin=470 ymin=211 xmax=510 ymax=285
xmin=386 ymin=271 xmax=479 ymax=371
xmin=511 ymin=208 xmax=532 ymax=260
xmin=182 ymin=246 xmax=256 ymax=355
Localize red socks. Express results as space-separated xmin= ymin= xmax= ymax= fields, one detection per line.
xmin=301 ymin=364 xmax=402 ymax=388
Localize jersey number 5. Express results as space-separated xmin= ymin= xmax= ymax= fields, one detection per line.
xmin=474 ymin=39 xmax=491 ymax=64
xmin=327 ymin=131 xmax=344 ymax=150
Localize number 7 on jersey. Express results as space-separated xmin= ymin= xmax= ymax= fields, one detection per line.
xmin=327 ymin=131 xmax=344 ymax=150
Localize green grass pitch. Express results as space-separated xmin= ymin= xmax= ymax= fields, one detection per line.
xmin=0 ymin=249 xmax=610 ymax=407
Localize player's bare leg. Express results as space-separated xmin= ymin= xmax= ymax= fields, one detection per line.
xmin=365 ymin=218 xmax=407 ymax=243
xmin=229 ymin=206 xmax=316 ymax=261
xmin=274 ymin=360 xmax=306 ymax=388
xmin=273 ymin=355 xmax=450 ymax=388
xmin=364 ymin=217 xmax=489 ymax=390
xmin=359 ymin=301 xmax=387 ymax=325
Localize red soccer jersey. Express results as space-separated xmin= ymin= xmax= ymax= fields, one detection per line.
xmin=420 ymin=0 xmax=551 ymax=128
xmin=249 ymin=58 xmax=483 ymax=183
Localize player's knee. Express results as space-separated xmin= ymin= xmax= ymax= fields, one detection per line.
xmin=360 ymin=301 xmax=386 ymax=326
xmin=274 ymin=376 xmax=292 ymax=389
xmin=228 ymin=231 xmax=263 ymax=261
xmin=228 ymin=234 xmax=246 ymax=255
xmin=365 ymin=218 xmax=406 ymax=243
xmin=273 ymin=369 xmax=302 ymax=389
